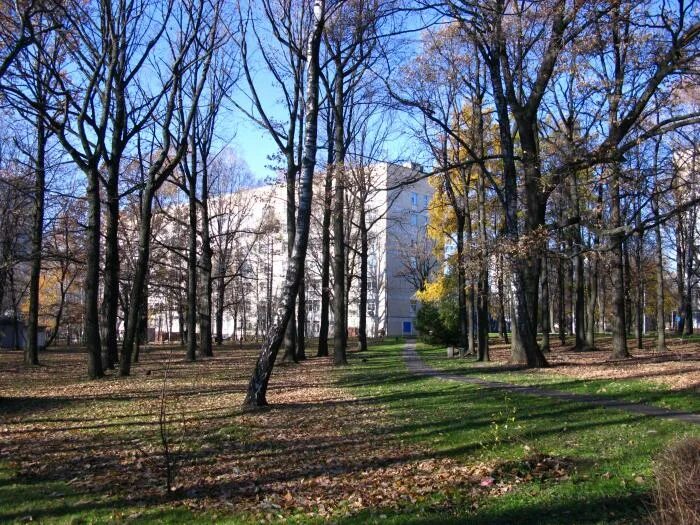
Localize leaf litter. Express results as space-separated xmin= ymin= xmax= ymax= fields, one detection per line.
xmin=0 ymin=344 xmax=575 ymax=521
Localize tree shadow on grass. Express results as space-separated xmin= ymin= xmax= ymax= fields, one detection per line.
xmin=333 ymin=490 xmax=650 ymax=525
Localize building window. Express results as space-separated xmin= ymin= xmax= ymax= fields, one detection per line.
xmin=368 ymin=300 xmax=376 ymax=317
xmin=410 ymin=213 xmax=418 ymax=226
xmin=411 ymin=192 xmax=418 ymax=209
xmin=423 ymin=195 xmax=429 ymax=208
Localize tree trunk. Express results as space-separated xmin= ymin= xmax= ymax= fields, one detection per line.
xmin=558 ymin=250 xmax=566 ymax=345
xmin=585 ymin=187 xmax=602 ymax=349
xmin=464 ymin=203 xmax=475 ymax=356
xmin=85 ymin=170 xmax=104 ymax=379
xmin=497 ymin=254 xmax=508 ymax=344
xmin=282 ymin=154 xmax=298 ymax=363
xmin=635 ymin=228 xmax=644 ymax=350
xmin=215 ymin=266 xmax=225 ymax=345
xmin=684 ymin=220 xmax=695 ymax=335
xmin=570 ymin=171 xmax=587 ymax=351
xmin=476 ymin=174 xmax=489 ymax=362
xmin=540 ymin=256 xmax=550 ymax=353
xmin=456 ymin=213 xmax=469 ymax=356
xmin=243 ymin=1 xmax=325 ymax=407
xmin=101 ymin=168 xmax=120 ymax=370
xmin=332 ymin=61 xmax=347 ymax=366
xmin=610 ymin=163 xmax=629 ymax=359
xmin=358 ymin=202 xmax=368 ymax=352
xmin=186 ymin=171 xmax=198 ymax=362
xmin=199 ymin=164 xmax=213 ymax=357
xmin=26 ymin=113 xmax=46 ymax=367
xmin=652 ymin=184 xmax=666 ymax=351
xmin=490 ymin=59 xmax=546 ymax=367
xmin=121 ymin=185 xmax=156 ymax=375
xmin=297 ymin=276 xmax=306 ymax=360
xmin=676 ymin=222 xmax=686 ymax=334
xmin=317 ymin=168 xmax=332 ymax=357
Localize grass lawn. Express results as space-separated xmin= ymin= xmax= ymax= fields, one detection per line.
xmin=0 ymin=339 xmax=697 ymax=524
xmin=339 ymin=340 xmax=700 ymax=524
xmin=413 ymin=339 xmax=700 ymax=413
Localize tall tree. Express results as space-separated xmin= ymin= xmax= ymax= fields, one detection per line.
xmin=243 ymin=0 xmax=325 ymax=408
xmin=120 ymin=0 xmax=221 ymax=375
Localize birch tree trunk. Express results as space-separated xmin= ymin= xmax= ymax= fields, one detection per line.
xmin=243 ymin=0 xmax=325 ymax=408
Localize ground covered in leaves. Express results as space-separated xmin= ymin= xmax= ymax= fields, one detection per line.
xmin=1 ymin=338 xmax=699 ymax=523
xmin=0 ymin=343 xmax=550 ymax=523
xmin=478 ymin=336 xmax=700 ymax=391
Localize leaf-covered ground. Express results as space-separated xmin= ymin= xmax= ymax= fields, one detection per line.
xmin=1 ymin=339 xmax=698 ymax=523
xmin=0 ymin=343 xmax=518 ymax=523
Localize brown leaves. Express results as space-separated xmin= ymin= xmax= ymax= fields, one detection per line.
xmin=473 ymin=339 xmax=700 ymax=391
xmin=0 ymin=343 xmax=586 ymax=522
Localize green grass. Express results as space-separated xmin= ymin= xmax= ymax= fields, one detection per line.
xmin=0 ymin=462 xmax=214 ymax=524
xmin=413 ymin=343 xmax=700 ymax=413
xmin=339 ymin=340 xmax=700 ymax=524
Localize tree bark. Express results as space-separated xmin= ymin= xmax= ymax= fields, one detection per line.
xmin=26 ymin=112 xmax=46 ymax=366
xmin=101 ymin=167 xmax=120 ymax=370
xmin=358 ymin=201 xmax=368 ymax=352
xmin=676 ymin=222 xmax=686 ymax=334
xmin=652 ymin=181 xmax=666 ymax=351
xmin=683 ymin=219 xmax=695 ymax=335
xmin=297 ymin=276 xmax=306 ymax=360
xmin=585 ymin=187 xmax=602 ymax=349
xmin=282 ymin=153 xmax=298 ymax=363
xmin=215 ymin=262 xmax=225 ymax=345
xmin=540 ymin=256 xmax=550 ymax=353
xmin=317 ymin=168 xmax=332 ymax=357
xmin=635 ymin=228 xmax=644 ymax=349
xmin=85 ymin=170 xmax=104 ymax=379
xmin=186 ymin=163 xmax=198 ymax=362
xmin=476 ymin=171 xmax=489 ymax=361
xmin=455 ymin=212 xmax=469 ymax=356
xmin=199 ymin=162 xmax=213 ymax=357
xmin=570 ymin=171 xmax=587 ymax=351
xmin=497 ymin=254 xmax=508 ymax=344
xmin=610 ymin=163 xmax=629 ymax=358
xmin=332 ymin=60 xmax=347 ymax=366
xmin=465 ymin=199 xmax=475 ymax=356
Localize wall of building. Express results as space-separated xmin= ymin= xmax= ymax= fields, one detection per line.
xmin=149 ymin=163 xmax=436 ymax=340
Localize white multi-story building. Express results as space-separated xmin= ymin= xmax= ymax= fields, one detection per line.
xmin=149 ymin=162 xmax=435 ymax=340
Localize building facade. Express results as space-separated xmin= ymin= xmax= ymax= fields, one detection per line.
xmin=149 ymin=162 xmax=435 ymax=340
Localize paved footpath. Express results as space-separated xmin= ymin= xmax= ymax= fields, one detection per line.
xmin=403 ymin=339 xmax=700 ymax=426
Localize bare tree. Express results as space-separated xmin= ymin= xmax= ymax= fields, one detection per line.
xmin=243 ymin=0 xmax=326 ymax=409
xmin=120 ymin=0 xmax=222 ymax=375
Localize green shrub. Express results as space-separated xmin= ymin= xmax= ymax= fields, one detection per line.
xmin=415 ymin=301 xmax=459 ymax=345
